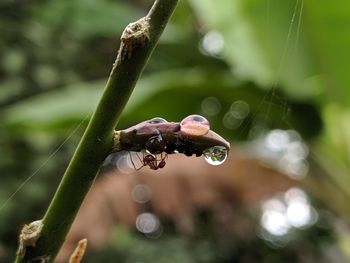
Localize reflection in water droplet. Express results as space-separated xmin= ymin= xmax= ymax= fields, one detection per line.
xmin=203 ymin=146 xmax=228 ymax=165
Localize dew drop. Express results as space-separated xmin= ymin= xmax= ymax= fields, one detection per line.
xmin=203 ymin=146 xmax=228 ymax=165
xmin=149 ymin=117 xmax=167 ymax=124
xmin=181 ymin=114 xmax=209 ymax=127
xmin=180 ymin=114 xmax=210 ymax=136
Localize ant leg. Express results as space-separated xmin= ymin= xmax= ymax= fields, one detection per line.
xmin=157 ymin=152 xmax=167 ymax=169
xmin=135 ymin=151 xmax=143 ymax=163
xmin=128 ymin=151 xmax=143 ymax=171
xmin=154 ymin=153 xmax=160 ymax=163
xmin=160 ymin=152 xmax=168 ymax=161
xmin=128 ymin=151 xmax=137 ymax=170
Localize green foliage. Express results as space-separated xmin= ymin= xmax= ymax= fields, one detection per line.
xmin=1 ymin=0 xmax=350 ymax=262
xmin=304 ymin=0 xmax=350 ymax=104
xmin=35 ymin=0 xmax=140 ymax=38
xmin=3 ymin=69 xmax=322 ymax=140
xmin=86 ymin=216 xmax=334 ymax=263
xmin=188 ymin=0 xmax=350 ymax=223
xmin=189 ymin=0 xmax=318 ymax=98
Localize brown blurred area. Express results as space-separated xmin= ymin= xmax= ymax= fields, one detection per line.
xmin=57 ymin=150 xmax=298 ymax=262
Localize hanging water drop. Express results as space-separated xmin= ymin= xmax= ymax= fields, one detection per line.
xmin=203 ymin=146 xmax=228 ymax=165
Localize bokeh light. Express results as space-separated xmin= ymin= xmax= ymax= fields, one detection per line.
xmin=135 ymin=212 xmax=162 ymax=239
xmin=131 ymin=184 xmax=152 ymax=204
xmin=201 ymin=96 xmax=221 ymax=116
xmin=200 ymin=31 xmax=224 ymax=56
xmin=260 ymin=188 xmax=318 ymax=243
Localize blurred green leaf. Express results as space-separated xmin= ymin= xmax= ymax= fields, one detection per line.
xmin=313 ymin=105 xmax=350 ymax=191
xmin=2 ymin=80 xmax=103 ymax=132
xmin=189 ymin=0 xmax=320 ymax=99
xmin=0 ymin=1 xmax=347 ymax=261
xmin=3 ymin=69 xmax=322 ymax=140
xmin=304 ymin=0 xmax=350 ymax=105
xmin=35 ymin=0 xmax=141 ymax=38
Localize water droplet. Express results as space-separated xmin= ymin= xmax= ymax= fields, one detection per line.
xmin=181 ymin=114 xmax=209 ymax=127
xmin=203 ymin=146 xmax=228 ymax=165
xmin=149 ymin=117 xmax=167 ymax=124
xmin=180 ymin=114 xmax=210 ymax=136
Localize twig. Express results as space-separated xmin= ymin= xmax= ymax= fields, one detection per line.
xmin=14 ymin=0 xmax=179 ymax=262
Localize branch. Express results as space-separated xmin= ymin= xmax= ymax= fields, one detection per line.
xmin=113 ymin=115 xmax=230 ymax=156
xmin=15 ymin=0 xmax=179 ymax=262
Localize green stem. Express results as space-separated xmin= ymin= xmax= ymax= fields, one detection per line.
xmin=15 ymin=0 xmax=179 ymax=262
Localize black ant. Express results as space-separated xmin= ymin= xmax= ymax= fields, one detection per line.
xmin=129 ymin=151 xmax=168 ymax=171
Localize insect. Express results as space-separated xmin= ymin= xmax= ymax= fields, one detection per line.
xmin=116 ymin=114 xmax=230 ymax=171
xmin=129 ymin=151 xmax=168 ymax=171
xmin=143 ymin=153 xmax=167 ymax=170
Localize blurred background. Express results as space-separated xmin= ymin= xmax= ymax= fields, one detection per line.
xmin=1 ymin=0 xmax=350 ymax=262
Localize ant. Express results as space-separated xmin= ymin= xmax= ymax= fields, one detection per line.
xmin=129 ymin=151 xmax=168 ymax=171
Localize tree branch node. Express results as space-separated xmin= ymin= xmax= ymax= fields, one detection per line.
xmin=116 ymin=16 xmax=150 ymax=66
xmin=17 ymin=220 xmax=44 ymax=259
